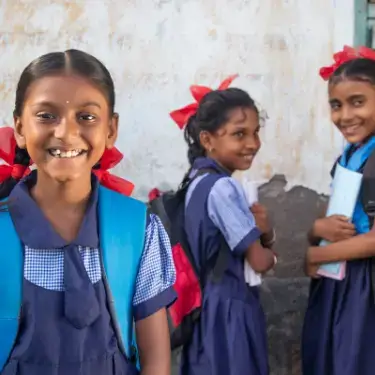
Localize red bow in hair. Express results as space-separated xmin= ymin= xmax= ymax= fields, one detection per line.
xmin=0 ymin=127 xmax=31 ymax=183
xmin=170 ymin=74 xmax=239 ymax=129
xmin=93 ymin=147 xmax=135 ymax=196
xmin=319 ymin=45 xmax=375 ymax=80
xmin=148 ymin=187 xmax=162 ymax=202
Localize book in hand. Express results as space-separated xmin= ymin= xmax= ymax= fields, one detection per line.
xmin=317 ymin=163 xmax=362 ymax=280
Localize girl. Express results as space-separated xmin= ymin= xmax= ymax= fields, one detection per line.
xmin=302 ymin=46 xmax=375 ymax=375
xmin=170 ymin=77 xmax=277 ymax=375
xmin=0 ymin=49 xmax=176 ymax=375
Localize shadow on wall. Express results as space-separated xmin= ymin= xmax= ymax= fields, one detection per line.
xmin=171 ymin=174 xmax=328 ymax=375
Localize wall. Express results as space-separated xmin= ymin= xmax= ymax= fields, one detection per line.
xmin=0 ymin=0 xmax=355 ymax=374
xmin=0 ymin=0 xmax=353 ymax=198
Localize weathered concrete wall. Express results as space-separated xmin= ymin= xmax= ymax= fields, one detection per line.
xmin=0 ymin=1 xmax=355 ymax=374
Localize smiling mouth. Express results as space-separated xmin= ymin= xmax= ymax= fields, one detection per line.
xmin=48 ymin=149 xmax=86 ymax=158
xmin=243 ymin=154 xmax=255 ymax=161
xmin=340 ymin=124 xmax=361 ymax=133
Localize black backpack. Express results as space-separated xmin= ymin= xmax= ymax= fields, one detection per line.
xmin=148 ymin=168 xmax=229 ymax=350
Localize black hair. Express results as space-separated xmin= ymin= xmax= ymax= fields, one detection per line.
xmin=0 ymin=49 xmax=116 ymax=200
xmin=329 ymin=58 xmax=375 ymax=86
xmin=183 ymin=87 xmax=258 ymax=165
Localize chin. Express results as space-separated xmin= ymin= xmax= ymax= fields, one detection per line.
xmin=235 ymin=161 xmax=253 ymax=171
xmin=48 ymin=171 xmax=88 ymax=184
xmin=344 ymin=134 xmax=370 ymax=144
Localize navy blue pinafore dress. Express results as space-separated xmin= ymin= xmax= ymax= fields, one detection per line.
xmin=179 ymin=157 xmax=269 ymax=375
xmin=302 ymin=136 xmax=375 ymax=375
xmin=1 ymin=171 xmax=176 ymax=375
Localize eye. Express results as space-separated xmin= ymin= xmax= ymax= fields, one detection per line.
xmin=78 ymin=113 xmax=96 ymax=121
xmin=352 ymin=99 xmax=364 ymax=107
xmin=330 ymin=102 xmax=340 ymax=110
xmin=233 ymin=131 xmax=244 ymax=138
xmin=36 ymin=112 xmax=56 ymax=121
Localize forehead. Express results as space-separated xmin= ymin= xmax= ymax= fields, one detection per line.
xmin=222 ymin=107 xmax=259 ymax=130
xmin=328 ymin=79 xmax=375 ymax=100
xmin=24 ymin=74 xmax=108 ymax=107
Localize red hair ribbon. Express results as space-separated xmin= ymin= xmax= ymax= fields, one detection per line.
xmin=0 ymin=127 xmax=31 ymax=183
xmin=170 ymin=74 xmax=239 ymax=129
xmin=148 ymin=187 xmax=162 ymax=202
xmin=319 ymin=45 xmax=375 ymax=81
xmin=93 ymin=147 xmax=135 ymax=197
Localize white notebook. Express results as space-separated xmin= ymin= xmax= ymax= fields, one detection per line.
xmin=317 ymin=163 xmax=363 ymax=280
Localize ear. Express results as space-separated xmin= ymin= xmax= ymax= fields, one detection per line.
xmin=105 ymin=113 xmax=119 ymax=149
xmin=199 ymin=130 xmax=215 ymax=153
xmin=13 ymin=115 xmax=27 ymax=149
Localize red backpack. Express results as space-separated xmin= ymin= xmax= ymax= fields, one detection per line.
xmin=148 ymin=169 xmax=228 ymax=349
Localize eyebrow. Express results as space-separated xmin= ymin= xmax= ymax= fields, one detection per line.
xmin=329 ymin=94 xmax=365 ymax=105
xmin=30 ymin=100 xmax=102 ymax=108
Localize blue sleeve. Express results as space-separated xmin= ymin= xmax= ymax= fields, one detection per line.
xmin=207 ymin=177 xmax=261 ymax=255
xmin=132 ymin=214 xmax=177 ymax=321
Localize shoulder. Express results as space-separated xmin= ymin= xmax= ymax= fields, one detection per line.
xmin=132 ymin=213 xmax=176 ymax=320
xmin=208 ymin=176 xmax=246 ymax=202
xmin=186 ymin=173 xmax=237 ymax=206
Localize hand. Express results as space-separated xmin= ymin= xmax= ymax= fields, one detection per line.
xmin=313 ymin=215 xmax=356 ymax=243
xmin=304 ymin=248 xmax=321 ymax=279
xmin=251 ymin=203 xmax=271 ymax=234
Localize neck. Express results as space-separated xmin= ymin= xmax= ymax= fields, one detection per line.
xmin=31 ymin=171 xmax=92 ymax=210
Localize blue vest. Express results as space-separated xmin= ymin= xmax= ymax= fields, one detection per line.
xmin=339 ymin=137 xmax=375 ymax=234
xmin=0 ymin=185 xmax=147 ymax=371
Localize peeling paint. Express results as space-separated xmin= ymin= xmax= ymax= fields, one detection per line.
xmin=0 ymin=0 xmax=354 ymax=199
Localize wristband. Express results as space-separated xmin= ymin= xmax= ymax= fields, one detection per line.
xmin=263 ymin=228 xmax=276 ymax=247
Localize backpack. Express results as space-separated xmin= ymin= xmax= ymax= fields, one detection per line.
xmin=0 ymin=186 xmax=146 ymax=371
xmin=148 ymin=168 xmax=229 ymax=350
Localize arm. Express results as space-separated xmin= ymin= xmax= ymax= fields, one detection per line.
xmin=133 ymin=214 xmax=176 ymax=375
xmin=308 ymin=229 xmax=375 ymax=264
xmin=207 ymin=177 xmax=275 ymax=273
xmin=136 ymin=309 xmax=171 ymax=375
xmin=246 ymin=240 xmax=275 ymax=273
xmin=307 ymin=203 xmax=327 ymax=245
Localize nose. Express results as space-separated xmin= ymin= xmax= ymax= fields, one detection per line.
xmin=54 ymin=116 xmax=80 ymax=141
xmin=245 ymin=135 xmax=261 ymax=151
xmin=339 ymin=105 xmax=355 ymax=125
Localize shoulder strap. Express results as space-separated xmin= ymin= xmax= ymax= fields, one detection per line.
xmin=360 ymin=151 xmax=375 ymax=303
xmin=361 ymin=151 xmax=375 ymax=228
xmin=0 ymin=203 xmax=23 ymax=372
xmin=152 ymin=167 xmax=218 ymax=239
xmin=98 ymin=186 xmax=147 ymax=365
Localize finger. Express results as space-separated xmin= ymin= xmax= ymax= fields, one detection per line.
xmin=340 ymin=229 xmax=356 ymax=238
xmin=332 ymin=215 xmax=351 ymax=222
xmin=338 ymin=222 xmax=356 ymax=230
xmin=250 ymin=204 xmax=262 ymax=212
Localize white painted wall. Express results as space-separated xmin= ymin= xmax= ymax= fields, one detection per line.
xmin=0 ymin=0 xmax=354 ymax=199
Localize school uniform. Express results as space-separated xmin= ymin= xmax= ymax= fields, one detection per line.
xmin=302 ymin=136 xmax=375 ymax=375
xmin=180 ymin=157 xmax=269 ymax=375
xmin=1 ymin=171 xmax=176 ymax=375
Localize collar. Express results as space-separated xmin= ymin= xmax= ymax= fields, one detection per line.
xmin=8 ymin=170 xmax=99 ymax=249
xmin=190 ymin=157 xmax=231 ymax=177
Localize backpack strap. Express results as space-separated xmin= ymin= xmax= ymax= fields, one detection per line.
xmin=98 ymin=186 xmax=147 ymax=366
xmin=0 ymin=203 xmax=23 ymax=372
xmin=361 ymin=151 xmax=375 ymax=228
xmin=359 ymin=151 xmax=375 ymax=303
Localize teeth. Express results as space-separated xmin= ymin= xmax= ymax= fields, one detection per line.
xmin=49 ymin=149 xmax=83 ymax=158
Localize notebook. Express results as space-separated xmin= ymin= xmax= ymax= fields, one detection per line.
xmin=316 ymin=163 xmax=362 ymax=280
